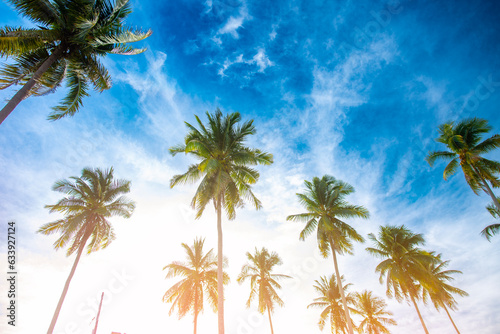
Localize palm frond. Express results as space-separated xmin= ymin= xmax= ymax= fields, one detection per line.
xmin=425 ymin=151 xmax=456 ymax=167
xmin=91 ymin=28 xmax=152 ymax=47
xmin=6 ymin=0 xmax=60 ymax=25
xmin=0 ymin=26 xmax=56 ymax=56
xmin=481 ymin=223 xmax=500 ymax=241
xmin=48 ymin=67 xmax=89 ymax=120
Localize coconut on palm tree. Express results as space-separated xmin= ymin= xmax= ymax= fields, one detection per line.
xmin=39 ymin=167 xmax=135 ymax=333
xmin=287 ymin=175 xmax=369 ymax=334
xmin=366 ymin=225 xmax=437 ymax=334
xmin=163 ymin=238 xmax=229 ymax=334
xmin=426 ymin=118 xmax=500 ymax=212
xmin=482 ymin=198 xmax=500 ymax=240
xmin=351 ymin=290 xmax=396 ymax=334
xmin=420 ymin=254 xmax=467 ymax=334
xmin=170 ymin=109 xmax=273 ymax=334
xmin=308 ymin=274 xmax=354 ymax=334
xmin=237 ymin=247 xmax=291 ymax=334
xmin=0 ymin=0 xmax=151 ymax=125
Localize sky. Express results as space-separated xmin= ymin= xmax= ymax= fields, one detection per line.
xmin=0 ymin=0 xmax=500 ymax=333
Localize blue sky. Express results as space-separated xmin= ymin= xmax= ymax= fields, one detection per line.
xmin=1 ymin=0 xmax=500 ymax=333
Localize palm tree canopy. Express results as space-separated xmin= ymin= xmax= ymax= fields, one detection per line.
xmin=351 ymin=290 xmax=396 ymax=334
xmin=366 ymin=225 xmax=437 ymax=303
xmin=426 ymin=118 xmax=500 ymax=194
xmin=0 ymin=0 xmax=151 ymax=120
xmin=308 ymin=275 xmax=354 ymax=333
xmin=163 ymin=238 xmax=229 ymax=318
xmin=237 ymin=247 xmax=291 ymax=314
xmin=38 ymin=167 xmax=135 ymax=255
xmin=482 ymin=199 xmax=500 ymax=240
xmin=170 ymin=109 xmax=273 ymax=219
xmin=286 ymin=175 xmax=369 ymax=257
xmin=420 ymin=254 xmax=468 ymax=312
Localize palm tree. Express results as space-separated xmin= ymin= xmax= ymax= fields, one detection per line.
xmin=351 ymin=290 xmax=396 ymax=334
xmin=237 ymin=247 xmax=291 ymax=334
xmin=366 ymin=225 xmax=437 ymax=334
xmin=482 ymin=198 xmax=500 ymax=240
xmin=287 ymin=175 xmax=369 ymax=334
xmin=426 ymin=118 xmax=500 ymax=212
xmin=163 ymin=238 xmax=229 ymax=334
xmin=0 ymin=0 xmax=151 ymax=125
xmin=308 ymin=275 xmax=354 ymax=334
xmin=169 ymin=109 xmax=273 ymax=334
xmin=39 ymin=167 xmax=135 ymax=333
xmin=420 ymin=254 xmax=468 ymax=334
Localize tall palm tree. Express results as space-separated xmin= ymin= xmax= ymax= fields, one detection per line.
xmin=163 ymin=238 xmax=229 ymax=334
xmin=482 ymin=198 xmax=500 ymax=240
xmin=170 ymin=109 xmax=273 ymax=334
xmin=308 ymin=275 xmax=354 ymax=334
xmin=287 ymin=175 xmax=369 ymax=334
xmin=351 ymin=290 xmax=396 ymax=334
xmin=366 ymin=225 xmax=437 ymax=334
xmin=426 ymin=118 xmax=500 ymax=212
xmin=237 ymin=247 xmax=291 ymax=334
xmin=39 ymin=167 xmax=135 ymax=333
xmin=420 ymin=254 xmax=468 ymax=334
xmin=0 ymin=0 xmax=152 ymax=125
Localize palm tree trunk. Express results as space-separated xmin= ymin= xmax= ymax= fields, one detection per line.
xmin=194 ymin=286 xmax=199 ymax=334
xmin=267 ymin=308 xmax=274 ymax=334
xmin=443 ymin=304 xmax=461 ymax=334
xmin=0 ymin=45 xmax=64 ymax=126
xmin=47 ymin=234 xmax=89 ymax=333
xmin=216 ymin=196 xmax=225 ymax=334
xmin=329 ymin=238 xmax=354 ymax=334
xmin=480 ymin=175 xmax=500 ymax=213
xmin=410 ymin=296 xmax=429 ymax=334
xmin=194 ymin=308 xmax=198 ymax=334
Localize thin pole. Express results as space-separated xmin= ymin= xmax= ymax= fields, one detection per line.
xmin=92 ymin=292 xmax=104 ymax=334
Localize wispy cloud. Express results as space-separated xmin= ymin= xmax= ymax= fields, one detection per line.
xmin=217 ymin=48 xmax=273 ymax=77
xmin=214 ymin=1 xmax=250 ymax=42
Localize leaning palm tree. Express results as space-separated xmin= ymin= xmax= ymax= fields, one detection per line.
xmin=426 ymin=118 xmax=500 ymax=212
xmin=0 ymin=0 xmax=151 ymax=125
xmin=169 ymin=109 xmax=273 ymax=334
xmin=420 ymin=254 xmax=468 ymax=334
xmin=237 ymin=247 xmax=291 ymax=334
xmin=287 ymin=175 xmax=369 ymax=334
xmin=163 ymin=238 xmax=229 ymax=334
xmin=351 ymin=290 xmax=396 ymax=334
xmin=366 ymin=225 xmax=437 ymax=334
xmin=482 ymin=198 xmax=500 ymax=240
xmin=39 ymin=167 xmax=135 ymax=333
xmin=308 ymin=275 xmax=354 ymax=334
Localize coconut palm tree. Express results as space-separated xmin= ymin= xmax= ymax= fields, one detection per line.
xmin=420 ymin=254 xmax=468 ymax=334
xmin=351 ymin=290 xmax=396 ymax=334
xmin=163 ymin=238 xmax=229 ymax=334
xmin=0 ymin=0 xmax=151 ymax=125
xmin=482 ymin=198 xmax=500 ymax=240
xmin=39 ymin=167 xmax=135 ymax=333
xmin=237 ymin=247 xmax=291 ymax=334
xmin=308 ymin=275 xmax=354 ymax=334
xmin=426 ymin=118 xmax=500 ymax=212
xmin=287 ymin=175 xmax=369 ymax=334
xmin=169 ymin=109 xmax=273 ymax=334
xmin=366 ymin=225 xmax=437 ymax=334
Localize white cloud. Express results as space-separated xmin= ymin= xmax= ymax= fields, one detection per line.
xmin=213 ymin=1 xmax=251 ymax=43
xmin=252 ymin=48 xmax=274 ymax=72
xmin=218 ymin=15 xmax=245 ymax=38
xmin=269 ymin=23 xmax=279 ymax=41
xmin=217 ymin=48 xmax=273 ymax=77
